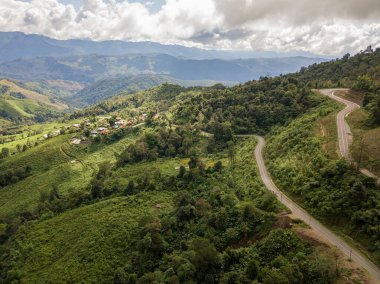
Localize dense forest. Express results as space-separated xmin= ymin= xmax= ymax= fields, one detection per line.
xmin=172 ymin=78 xmax=317 ymax=134
xmin=0 ymin=136 xmax=342 ymax=283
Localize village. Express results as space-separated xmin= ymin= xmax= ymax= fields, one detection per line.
xmin=69 ymin=113 xmax=148 ymax=145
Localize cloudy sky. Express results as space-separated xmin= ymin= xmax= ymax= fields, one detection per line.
xmin=1 ymin=0 xmax=379 ymax=56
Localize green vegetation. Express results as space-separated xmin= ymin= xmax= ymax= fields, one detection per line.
xmin=67 ymin=74 xmax=236 ymax=107
xmin=0 ymin=134 xmax=345 ymax=283
xmin=265 ymin=97 xmax=380 ymax=264
xmin=2 ymin=49 xmax=380 ymax=283
xmin=172 ymin=77 xmax=318 ymax=134
xmin=3 ymin=192 xmax=174 ymax=283
xmin=348 ymin=108 xmax=380 ymax=176
xmin=0 ymin=79 xmax=65 ymax=124
xmin=296 ymin=47 xmax=380 ymax=127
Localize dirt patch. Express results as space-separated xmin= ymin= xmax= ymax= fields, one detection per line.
xmin=273 ymin=214 xmax=293 ymax=229
xmin=335 ymin=90 xmax=365 ymax=106
xmin=295 ymin=227 xmax=330 ymax=248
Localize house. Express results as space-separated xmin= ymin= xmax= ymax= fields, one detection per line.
xmin=116 ymin=117 xmax=122 ymax=121
xmin=91 ymin=130 xmax=98 ymax=136
xmin=52 ymin=130 xmax=61 ymax=137
xmin=72 ymin=123 xmax=81 ymax=128
xmin=43 ymin=134 xmax=49 ymax=139
xmin=115 ymin=119 xmax=125 ymax=127
xmin=97 ymin=127 xmax=109 ymax=135
xmin=70 ymin=138 xmax=81 ymax=145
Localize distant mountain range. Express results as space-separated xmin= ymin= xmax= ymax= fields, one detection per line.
xmin=0 ymin=31 xmax=330 ymax=111
xmin=0 ymin=31 xmax=326 ymax=63
xmin=0 ymin=53 xmax=327 ymax=84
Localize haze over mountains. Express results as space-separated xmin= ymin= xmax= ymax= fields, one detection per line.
xmin=0 ymin=32 xmax=328 ymax=83
xmin=0 ymin=31 xmax=328 ymax=107
xmin=0 ymin=31 xmax=324 ymax=63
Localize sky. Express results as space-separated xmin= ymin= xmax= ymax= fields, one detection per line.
xmin=1 ymin=0 xmax=380 ymax=56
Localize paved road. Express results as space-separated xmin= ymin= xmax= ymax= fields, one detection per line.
xmin=254 ymin=136 xmax=380 ymax=283
xmin=319 ymin=89 xmax=379 ymax=181
xmin=319 ymin=89 xmax=360 ymax=160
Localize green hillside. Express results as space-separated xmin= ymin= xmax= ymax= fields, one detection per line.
xmin=66 ymin=74 xmax=236 ymax=107
xmin=265 ymin=98 xmax=380 ymax=264
xmin=1 ymin=50 xmax=379 ymax=283
xmin=0 ymin=79 xmax=67 ymax=124
xmin=0 ymin=131 xmax=349 ymax=283
xmin=5 ymin=192 xmax=174 ymax=283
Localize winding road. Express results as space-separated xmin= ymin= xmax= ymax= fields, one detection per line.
xmin=254 ymin=136 xmax=380 ymax=283
xmin=319 ymin=89 xmax=379 ymax=181
xmin=319 ymin=89 xmax=360 ymax=160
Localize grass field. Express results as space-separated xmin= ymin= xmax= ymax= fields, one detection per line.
xmin=0 ymin=131 xmax=138 ymax=218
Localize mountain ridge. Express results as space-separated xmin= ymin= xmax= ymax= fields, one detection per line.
xmin=0 ymin=31 xmax=326 ymax=63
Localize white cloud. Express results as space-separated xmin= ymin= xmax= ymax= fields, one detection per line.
xmin=0 ymin=0 xmax=379 ymax=56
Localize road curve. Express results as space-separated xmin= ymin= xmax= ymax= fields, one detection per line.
xmin=254 ymin=136 xmax=380 ymax=283
xmin=318 ymin=89 xmax=379 ymax=181
xmin=318 ymin=89 xmax=360 ymax=160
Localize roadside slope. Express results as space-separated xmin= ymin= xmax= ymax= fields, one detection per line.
xmin=255 ymin=136 xmax=380 ymax=283
xmin=319 ymin=89 xmax=379 ymax=181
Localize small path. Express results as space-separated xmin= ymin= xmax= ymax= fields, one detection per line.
xmin=60 ymin=143 xmax=85 ymax=167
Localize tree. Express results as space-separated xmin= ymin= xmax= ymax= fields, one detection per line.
xmin=49 ymin=185 xmax=60 ymax=202
xmin=109 ymin=117 xmax=116 ymax=127
xmin=371 ymin=98 xmax=380 ymax=125
xmin=125 ymin=180 xmax=135 ymax=195
xmin=185 ymin=238 xmax=221 ymax=282
xmin=0 ymin=147 xmax=9 ymax=158
xmin=178 ymin=166 xmax=186 ymax=178
xmin=353 ymin=75 xmax=373 ymax=92
xmin=246 ymin=259 xmax=259 ymax=280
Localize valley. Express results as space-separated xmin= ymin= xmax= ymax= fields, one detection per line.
xmin=0 ymin=31 xmax=379 ymax=283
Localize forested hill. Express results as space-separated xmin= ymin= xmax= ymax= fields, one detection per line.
xmin=71 ymin=77 xmax=319 ymax=136
xmin=294 ymin=46 xmax=380 ymax=89
xmin=294 ymin=46 xmax=380 ymax=125
xmin=67 ymin=74 xmax=235 ymax=108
